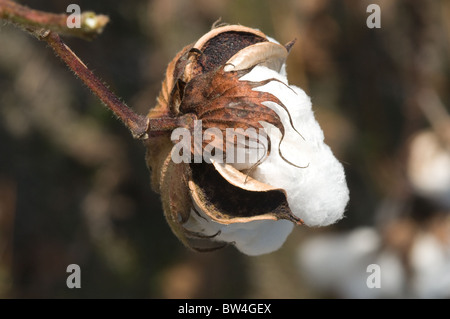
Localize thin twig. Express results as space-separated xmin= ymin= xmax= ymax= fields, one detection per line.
xmin=0 ymin=0 xmax=109 ymax=40
xmin=41 ymin=30 xmax=149 ymax=139
xmin=0 ymin=0 xmax=187 ymax=138
xmin=0 ymin=0 xmax=150 ymax=138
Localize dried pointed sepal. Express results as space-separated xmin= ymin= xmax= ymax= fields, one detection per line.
xmin=159 ymin=152 xmax=193 ymax=246
xmin=211 ymin=160 xmax=278 ymax=192
xmin=154 ymin=44 xmax=194 ymax=116
xmin=146 ymin=24 xmax=349 ymax=255
xmin=179 ymin=67 xmax=286 ymax=156
xmin=224 ymin=42 xmax=288 ymax=73
xmin=144 ymin=134 xmax=174 ymax=192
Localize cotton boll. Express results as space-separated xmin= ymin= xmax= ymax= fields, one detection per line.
xmin=155 ymin=25 xmax=349 ymax=255
xmin=238 ymin=66 xmax=349 ymax=226
xmin=410 ymin=232 xmax=450 ymax=298
xmin=266 ymin=36 xmax=288 ymax=78
xmin=183 ymin=207 xmax=294 ymax=256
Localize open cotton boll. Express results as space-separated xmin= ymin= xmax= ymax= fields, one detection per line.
xmin=183 ymin=208 xmax=294 ymax=255
xmin=181 ymin=65 xmax=349 ymax=254
xmin=407 ymin=130 xmax=450 ymax=209
xmin=152 ymin=24 xmax=350 ymax=255
xmin=238 ymin=66 xmax=350 ymax=226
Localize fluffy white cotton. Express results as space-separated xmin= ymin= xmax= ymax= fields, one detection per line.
xmin=238 ymin=66 xmax=349 ymax=226
xmin=183 ymin=208 xmax=294 ymax=256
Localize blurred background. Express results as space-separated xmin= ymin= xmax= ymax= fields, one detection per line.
xmin=0 ymin=0 xmax=449 ymax=298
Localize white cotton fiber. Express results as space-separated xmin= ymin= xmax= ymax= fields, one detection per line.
xmin=184 ymin=208 xmax=294 ymax=255
xmin=238 ymin=66 xmax=350 ymax=226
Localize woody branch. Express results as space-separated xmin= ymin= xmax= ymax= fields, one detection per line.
xmin=0 ymin=0 xmax=148 ymax=138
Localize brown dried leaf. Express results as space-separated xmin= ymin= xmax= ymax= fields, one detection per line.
xmin=179 ymin=67 xmax=286 ymax=155
xmin=159 ymin=152 xmax=192 ymax=247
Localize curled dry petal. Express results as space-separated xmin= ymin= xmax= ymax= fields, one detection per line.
xmin=224 ymin=41 xmax=288 ymax=73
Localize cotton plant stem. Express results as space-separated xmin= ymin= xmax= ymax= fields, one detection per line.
xmin=35 ymin=29 xmax=182 ymax=138
xmin=0 ymin=0 xmax=109 ymax=40
xmin=41 ymin=31 xmax=148 ymax=138
xmin=0 ymin=0 xmax=165 ymax=139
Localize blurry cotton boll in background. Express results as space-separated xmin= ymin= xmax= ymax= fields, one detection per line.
xmin=297 ymin=197 xmax=450 ymax=298
xmin=407 ymin=129 xmax=450 ymax=208
xmin=297 ymin=227 xmax=407 ymax=298
xmin=410 ymin=231 xmax=450 ymax=298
